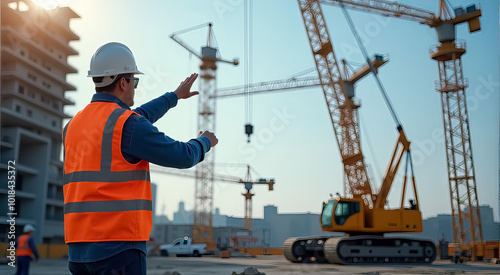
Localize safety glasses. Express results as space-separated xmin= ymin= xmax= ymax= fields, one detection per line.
xmin=125 ymin=77 xmax=139 ymax=88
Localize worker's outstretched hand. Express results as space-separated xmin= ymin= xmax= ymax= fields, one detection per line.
xmin=175 ymin=73 xmax=199 ymax=100
xmin=199 ymin=131 xmax=218 ymax=147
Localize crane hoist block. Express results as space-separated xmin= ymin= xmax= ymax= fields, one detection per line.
xmin=436 ymin=23 xmax=455 ymax=43
xmin=201 ymin=46 xmax=217 ymax=58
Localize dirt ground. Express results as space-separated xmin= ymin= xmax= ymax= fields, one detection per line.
xmin=0 ymin=255 xmax=499 ymax=275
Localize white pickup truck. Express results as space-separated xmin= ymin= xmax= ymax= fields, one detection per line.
xmin=159 ymin=236 xmax=207 ymax=257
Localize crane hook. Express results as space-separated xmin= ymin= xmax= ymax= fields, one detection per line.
xmin=245 ymin=123 xmax=253 ymax=143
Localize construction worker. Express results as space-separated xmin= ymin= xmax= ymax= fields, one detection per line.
xmin=15 ymin=224 xmax=39 ymax=275
xmin=409 ymin=199 xmax=417 ymax=210
xmin=63 ymin=42 xmax=218 ymax=275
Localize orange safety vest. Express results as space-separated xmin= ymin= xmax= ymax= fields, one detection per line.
xmin=17 ymin=234 xmax=33 ymax=257
xmin=62 ymin=102 xmax=152 ymax=243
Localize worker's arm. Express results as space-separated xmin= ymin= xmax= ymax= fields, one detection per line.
xmin=28 ymin=237 xmax=39 ymax=260
xmin=132 ymin=73 xmax=198 ymax=123
xmin=122 ymin=116 xmax=212 ymax=168
xmin=124 ymin=73 xmax=211 ymax=167
xmin=132 ymin=92 xmax=178 ymax=124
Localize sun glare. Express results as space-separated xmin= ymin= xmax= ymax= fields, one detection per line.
xmin=31 ymin=0 xmax=71 ymax=10
xmin=7 ymin=1 xmax=29 ymax=11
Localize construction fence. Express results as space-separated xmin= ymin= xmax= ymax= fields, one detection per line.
xmin=0 ymin=243 xmax=285 ymax=259
xmin=0 ymin=243 xmax=68 ymax=259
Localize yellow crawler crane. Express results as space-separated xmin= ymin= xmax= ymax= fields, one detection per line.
xmin=283 ymin=0 xmax=436 ymax=264
xmin=320 ymin=0 xmax=484 ymax=261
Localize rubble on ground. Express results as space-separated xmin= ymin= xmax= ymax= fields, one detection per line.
xmin=232 ymin=266 xmax=266 ymax=275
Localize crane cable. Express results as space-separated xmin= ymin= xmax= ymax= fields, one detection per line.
xmin=244 ymin=0 xmax=254 ymax=142
xmin=170 ymin=22 xmax=211 ymax=37
xmin=338 ymin=0 xmax=416 ymax=189
xmin=338 ymin=1 xmax=403 ymax=129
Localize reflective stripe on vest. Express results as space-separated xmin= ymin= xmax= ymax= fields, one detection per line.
xmin=64 ymin=199 xmax=152 ymax=214
xmin=17 ymin=234 xmax=33 ymax=257
xmin=63 ymin=104 xmax=152 ymax=243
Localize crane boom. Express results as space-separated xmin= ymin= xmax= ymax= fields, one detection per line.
xmin=321 ymin=0 xmax=481 ymax=30
xmin=150 ymin=165 xmax=275 ymax=189
xmin=216 ymin=76 xmax=321 ymax=98
xmin=171 ymin=23 xmax=239 ymax=65
xmin=170 ymin=35 xmax=202 ymax=59
xmin=214 ymin=56 xmax=387 ymax=98
xmin=298 ymin=0 xmax=375 ymax=207
xmin=320 ymin=0 xmax=437 ymax=25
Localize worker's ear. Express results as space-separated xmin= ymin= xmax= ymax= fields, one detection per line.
xmin=118 ymin=76 xmax=127 ymax=91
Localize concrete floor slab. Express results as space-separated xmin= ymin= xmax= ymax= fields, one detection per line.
xmin=1 ymin=256 xmax=499 ymax=274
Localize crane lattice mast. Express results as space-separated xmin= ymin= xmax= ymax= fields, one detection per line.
xmin=170 ymin=23 xmax=238 ymax=245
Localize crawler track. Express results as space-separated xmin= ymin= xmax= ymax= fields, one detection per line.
xmin=284 ymin=235 xmax=436 ymax=264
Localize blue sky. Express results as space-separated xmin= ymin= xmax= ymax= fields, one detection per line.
xmin=59 ymin=0 xmax=499 ymax=223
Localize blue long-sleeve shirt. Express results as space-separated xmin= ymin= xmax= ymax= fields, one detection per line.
xmin=68 ymin=92 xmax=211 ymax=263
xmin=102 ymin=92 xmax=211 ymax=166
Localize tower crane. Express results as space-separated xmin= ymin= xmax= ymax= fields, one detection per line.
xmin=170 ymin=23 xmax=239 ymax=246
xmin=149 ymin=165 xmax=275 ymax=232
xmin=239 ymin=165 xmax=275 ymax=232
xmin=319 ymin=0 xmax=484 ymax=261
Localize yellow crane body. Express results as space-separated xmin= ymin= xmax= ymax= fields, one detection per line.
xmin=321 ymin=197 xmax=423 ymax=234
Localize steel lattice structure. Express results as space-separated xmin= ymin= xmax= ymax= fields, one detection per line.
xmin=170 ymin=23 xmax=239 ymax=245
xmin=193 ymin=60 xmax=217 ymax=244
xmin=298 ymin=0 xmax=375 ymax=208
xmin=431 ymin=41 xmax=483 ymax=247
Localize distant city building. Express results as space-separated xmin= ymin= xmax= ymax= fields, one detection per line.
xmin=213 ymin=208 xmax=227 ymax=227
xmin=172 ymin=201 xmax=192 ymax=225
xmin=477 ymin=205 xmax=499 ymax=241
xmin=0 ymin=0 xmax=79 ymax=244
xmin=261 ymin=205 xmax=340 ymax=247
xmin=172 ymin=201 xmax=226 ymax=227
xmin=391 ymin=205 xmax=499 ymax=242
xmin=152 ymin=224 xmax=193 ymax=245
xmin=154 ymin=215 xmax=171 ymax=225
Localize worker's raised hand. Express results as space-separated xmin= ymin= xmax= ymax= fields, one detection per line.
xmin=199 ymin=131 xmax=218 ymax=147
xmin=175 ymin=73 xmax=199 ymax=100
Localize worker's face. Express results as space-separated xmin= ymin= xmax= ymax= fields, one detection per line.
xmin=122 ymin=75 xmax=136 ymax=107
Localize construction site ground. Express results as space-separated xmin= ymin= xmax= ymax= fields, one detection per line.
xmin=1 ymin=255 xmax=499 ymax=275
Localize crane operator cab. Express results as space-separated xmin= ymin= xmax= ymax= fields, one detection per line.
xmin=320 ymin=196 xmax=423 ymax=234
xmin=321 ymin=197 xmax=363 ymax=234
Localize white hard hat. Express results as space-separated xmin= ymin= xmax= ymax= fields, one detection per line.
xmin=88 ymin=42 xmax=143 ymax=87
xmin=23 ymin=224 xmax=35 ymax=233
